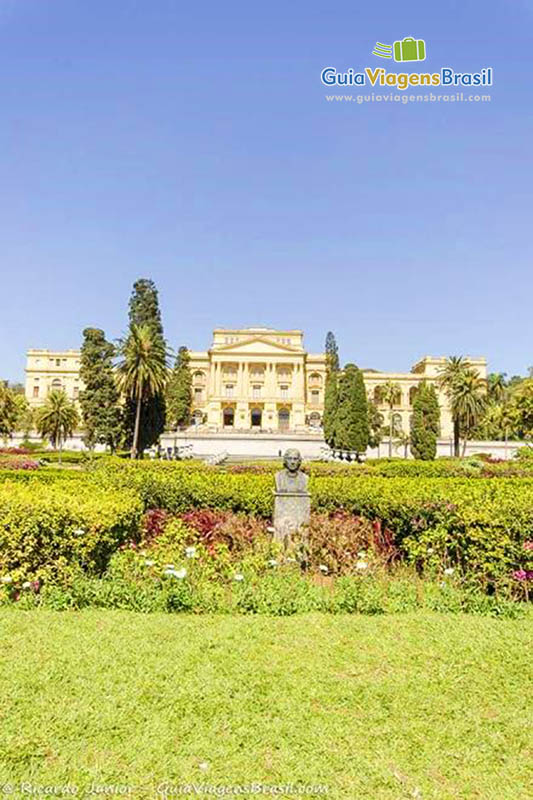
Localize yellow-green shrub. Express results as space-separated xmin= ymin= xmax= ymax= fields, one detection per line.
xmin=0 ymin=481 xmax=143 ymax=585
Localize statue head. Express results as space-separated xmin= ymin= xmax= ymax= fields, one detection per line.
xmin=283 ymin=448 xmax=302 ymax=473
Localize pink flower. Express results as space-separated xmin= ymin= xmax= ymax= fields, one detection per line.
xmin=513 ymin=570 xmax=528 ymax=581
xmin=523 ymin=541 xmax=533 ymax=551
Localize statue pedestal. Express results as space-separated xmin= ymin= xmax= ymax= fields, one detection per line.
xmin=273 ymin=491 xmax=311 ymax=545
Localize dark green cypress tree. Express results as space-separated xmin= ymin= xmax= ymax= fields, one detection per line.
xmin=79 ymin=328 xmax=122 ymax=451
xmin=166 ymin=346 xmax=193 ymax=430
xmin=334 ymin=363 xmax=369 ymax=456
xmin=325 ymin=331 xmax=340 ymax=371
xmin=123 ymin=279 xmax=167 ymax=453
xmin=410 ymin=381 xmax=440 ymax=460
xmin=323 ymin=331 xmax=340 ymax=446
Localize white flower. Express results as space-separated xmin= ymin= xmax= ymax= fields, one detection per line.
xmin=268 ymin=559 xmax=278 ymax=567
xmin=427 ymin=548 xmax=434 ymax=554
xmin=165 ymin=567 xmax=187 ymax=579
xmin=357 ymin=551 xmax=366 ymax=558
xmin=286 ymin=557 xmax=297 ymax=564
xmin=144 ymin=560 xmax=155 ymax=567
xmin=356 ymin=561 xmax=368 ymax=570
xmin=165 ymin=564 xmax=175 ymax=569
xmin=267 ymin=526 xmax=275 ymax=534
xmin=319 ymin=564 xmax=329 ymax=574
xmin=444 ymin=567 xmax=454 ymax=576
xmin=22 ymin=581 xmax=31 ymax=589
xmin=74 ymin=528 xmax=85 ymax=536
xmin=185 ymin=546 xmax=197 ymax=558
xmin=1 ymin=576 xmax=13 ymax=584
xmin=198 ymin=762 xmax=209 ymax=771
xmin=234 ymin=573 xmax=244 ymax=581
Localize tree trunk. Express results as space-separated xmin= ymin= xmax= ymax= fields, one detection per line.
xmin=132 ymin=391 xmax=142 ymax=460
xmin=504 ymin=430 xmax=508 ymax=460
xmin=453 ymin=418 xmax=460 ymax=458
xmin=462 ymin=435 xmax=468 ymax=458
xmin=389 ymin=407 xmax=393 ymax=458
xmin=59 ymin=437 xmax=62 ymax=466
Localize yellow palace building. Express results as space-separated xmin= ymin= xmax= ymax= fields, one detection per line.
xmin=25 ymin=327 xmax=487 ymax=438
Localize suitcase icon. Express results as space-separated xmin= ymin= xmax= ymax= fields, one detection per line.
xmin=393 ymin=37 xmax=426 ymax=62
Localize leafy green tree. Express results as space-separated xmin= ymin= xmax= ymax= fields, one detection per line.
xmin=381 ymin=380 xmax=402 ymax=458
xmin=438 ymin=356 xmax=469 ymax=457
xmin=0 ymin=383 xmax=18 ymax=440
xmin=35 ymin=390 xmax=79 ymax=464
xmin=410 ymin=381 xmax=440 ymax=460
xmin=511 ymin=378 xmax=533 ymax=443
xmin=323 ymin=369 xmax=338 ymax=447
xmin=334 ymin=364 xmax=369 ymax=456
xmin=123 ymin=279 xmax=168 ymax=454
xmin=117 ymin=323 xmax=169 ymax=459
xmin=166 ymin=346 xmax=193 ymax=430
xmin=323 ymin=331 xmax=340 ymax=446
xmin=79 ymin=328 xmax=122 ymax=451
xmin=13 ymin=394 xmax=33 ymax=437
xmin=367 ymin=401 xmax=384 ymax=450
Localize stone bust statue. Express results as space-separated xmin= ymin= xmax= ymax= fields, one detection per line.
xmin=275 ymin=448 xmax=309 ymax=494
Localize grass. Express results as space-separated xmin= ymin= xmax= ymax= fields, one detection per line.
xmin=0 ymin=611 xmax=532 ymax=799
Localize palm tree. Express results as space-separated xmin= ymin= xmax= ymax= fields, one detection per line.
xmin=381 ymin=381 xmax=402 ymax=457
xmin=485 ymin=402 xmax=518 ymax=460
xmin=116 ymin=323 xmax=169 ymax=459
xmin=36 ymin=390 xmax=79 ymax=464
xmin=438 ymin=356 xmax=469 ymax=457
xmin=450 ymin=369 xmax=487 ymax=456
xmin=487 ymin=372 xmax=507 ymax=403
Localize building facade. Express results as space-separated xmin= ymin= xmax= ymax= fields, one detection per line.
xmin=25 ymin=349 xmax=82 ymax=408
xmin=25 ymin=328 xmax=488 ymax=439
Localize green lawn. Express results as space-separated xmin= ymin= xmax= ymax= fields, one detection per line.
xmin=0 ymin=611 xmax=531 ymax=799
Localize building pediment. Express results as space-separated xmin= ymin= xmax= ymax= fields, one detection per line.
xmin=212 ymin=337 xmax=302 ymax=355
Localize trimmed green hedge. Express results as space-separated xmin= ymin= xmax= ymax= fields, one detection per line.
xmin=87 ymin=460 xmax=533 ymax=581
xmin=2 ymin=459 xmax=533 ymax=585
xmin=0 ymin=481 xmax=143 ymax=583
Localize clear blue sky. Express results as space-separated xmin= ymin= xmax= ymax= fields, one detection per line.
xmin=1 ymin=0 xmax=531 ymax=382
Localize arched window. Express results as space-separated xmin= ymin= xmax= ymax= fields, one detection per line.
xmin=374 ymin=386 xmax=385 ymax=404
xmin=392 ymin=413 xmax=403 ymax=434
xmin=50 ymin=378 xmax=62 ymax=393
xmin=308 ymin=412 xmax=321 ymax=428
xmin=251 ymin=408 xmax=262 ymax=428
xmin=409 ymin=386 xmax=418 ymax=406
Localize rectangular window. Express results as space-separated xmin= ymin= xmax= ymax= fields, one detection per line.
xmin=225 ymin=385 xmax=234 ymax=398
xmin=55 ymin=359 xmax=60 ymax=366
xmin=73 ymin=387 xmax=79 ymax=399
xmin=280 ymin=385 xmax=288 ymax=399
xmin=33 ymin=386 xmax=39 ymax=398
xmin=311 ymin=390 xmax=319 ymax=405
xmin=252 ymin=385 xmax=261 ymax=399
xmin=194 ymin=388 xmax=203 ymax=401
